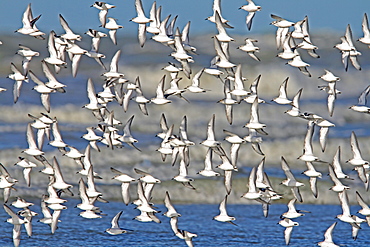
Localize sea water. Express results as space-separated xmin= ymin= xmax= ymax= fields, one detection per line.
xmin=0 ymin=199 xmax=369 ymax=246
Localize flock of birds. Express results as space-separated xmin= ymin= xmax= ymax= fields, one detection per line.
xmin=1 ymin=0 xmax=370 ymax=246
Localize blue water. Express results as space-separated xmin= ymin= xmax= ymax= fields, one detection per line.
xmin=0 ymin=199 xmax=369 ymax=247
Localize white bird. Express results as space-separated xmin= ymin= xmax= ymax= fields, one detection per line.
xmin=334 ymin=24 xmax=361 ymax=71
xmin=214 ymin=11 xmax=234 ymax=42
xmin=7 ymin=62 xmax=28 ymax=104
xmin=287 ymin=51 xmax=311 ymax=77
xmin=28 ymin=70 xmax=55 ymax=113
xmin=164 ymin=77 xmax=188 ymax=102
xmin=91 ymin=1 xmax=116 ymax=27
xmin=318 ymin=222 xmax=339 ymax=247
xmin=173 ymin=159 xmax=195 ymax=190
xmin=181 ymin=21 xmax=197 ymax=54
xmin=277 ymin=33 xmax=297 ymax=60
xmin=331 ymin=146 xmax=351 ymax=179
xmin=214 ymin=37 xmax=236 ymax=69
xmin=356 ymin=191 xmax=370 ymax=226
xmin=185 ymin=68 xmax=208 ymax=93
xmin=135 ymin=181 xmax=158 ymax=214
xmin=134 ymin=211 xmax=160 ymax=223
xmin=83 ymin=78 xmax=101 ymax=113
xmin=104 ymin=17 xmax=123 ymax=45
xmin=131 ymin=0 xmax=151 ymax=24
xmin=201 ymin=114 xmax=221 ymax=148
xmin=133 ymin=76 xmax=150 ymax=115
xmin=230 ymin=64 xmax=250 ymax=97
xmin=147 ymin=1 xmax=160 ymax=34
xmin=135 ymin=168 xmax=161 ymax=184
xmin=0 ymin=172 xmax=17 ymax=203
xmin=318 ymin=80 xmax=340 ymax=117
xmin=11 ymin=197 xmax=34 ymax=209
xmin=213 ymin=195 xmax=236 ymax=225
xmin=16 ymin=3 xmax=45 ymax=39
xmin=349 ymin=85 xmax=370 ymax=114
xmin=347 ymin=131 xmax=369 ymax=170
xmin=22 ymin=123 xmax=44 ymax=157
xmin=41 ymin=60 xmax=66 ymax=93
xmin=82 ymin=127 xmax=102 ymax=152
xmin=319 ymin=69 xmax=340 ymax=82
xmin=359 ymin=13 xmax=370 ymax=47
xmin=240 ymin=0 xmax=261 ymax=31
xmin=171 ymin=28 xmax=192 ymax=61
xmin=328 ymin=163 xmax=350 ymax=193
xmin=298 ymin=121 xmax=323 ymax=163
xmin=16 ymin=44 xmax=39 ymax=75
xmin=243 ymin=128 xmax=264 ymax=156
xmin=207 ymin=0 xmax=233 ymax=28
xmin=111 ymin=167 xmax=135 ymax=205
xmin=86 ymin=28 xmax=107 ymax=51
xmin=14 ymin=157 xmax=37 ymax=187
xmin=81 ymin=142 xmax=102 ymax=171
xmin=244 ymin=97 xmax=267 ymax=135
xmin=59 ymin=14 xmax=81 ymax=41
xmin=105 ymin=211 xmax=127 ymax=235
xmin=291 ymin=18 xmax=306 ymax=39
xmin=218 ymin=79 xmax=238 ymax=125
xmin=163 ymin=191 xmax=181 ymax=218
xmin=270 ymin=14 xmax=294 ymax=49
xmin=336 ymin=190 xmax=360 ymax=229
xmin=281 ymin=156 xmax=304 ymax=202
xmin=49 ymin=118 xmax=68 ymax=149
xmin=44 ymin=31 xmax=67 ymax=69
xmin=79 ymin=209 xmax=102 ymax=219
xmin=278 ymin=218 xmax=299 ymax=245
xmin=237 ymin=38 xmax=260 ymax=61
xmin=169 ymin=217 xmax=184 ymax=239
xmin=44 ymin=179 xmax=67 ymax=205
xmin=285 ymin=88 xmax=303 ymax=117
xmin=216 ymin=147 xmax=237 ymax=172
xmin=118 ymin=115 xmax=140 ymax=151
xmin=243 ymin=74 xmax=265 ymax=104
xmin=39 ymin=196 xmax=56 ymax=226
xmin=65 ymin=41 xmax=87 ymax=78
xmin=297 ymin=17 xmax=320 ymax=58
xmin=51 ymin=156 xmax=73 ymax=192
xmin=204 ymin=56 xmax=224 ymax=77
xmin=303 ymin=162 xmax=322 ymax=198
xmin=102 ymin=49 xmax=125 ymax=84
xmin=77 ymin=178 xmax=100 ymax=213
xmin=197 ymin=148 xmax=220 ymax=177
xmin=131 ymin=0 xmax=151 ymax=47
xmin=157 ymin=124 xmax=174 ymax=161
xmin=4 ymin=204 xmax=28 ymax=247
xmin=85 ymin=165 xmax=102 ymax=199
xmin=224 ymin=129 xmax=245 ymax=167
xmin=272 ymin=77 xmax=292 ymax=105
xmin=241 ymin=167 xmax=262 ymax=201
xmin=152 ymin=15 xmax=173 ymax=44
xmin=162 ymin=62 xmax=183 ymax=79
xmin=64 ymin=145 xmax=84 ymax=161
xmin=281 ymin=198 xmax=306 ymax=219
xmin=270 ymin=14 xmax=295 ymax=28
xmin=352 ymin=215 xmax=366 ymax=240
xmin=255 ymin=157 xmax=271 ymax=190
xmin=151 ymin=75 xmax=171 ymax=105
xmin=179 ymin=230 xmax=198 ymax=247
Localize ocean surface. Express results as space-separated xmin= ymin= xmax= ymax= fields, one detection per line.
xmin=0 ymin=199 xmax=369 ymax=247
